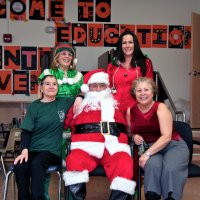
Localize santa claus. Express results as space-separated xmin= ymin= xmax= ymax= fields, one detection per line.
xmin=63 ymin=69 xmax=136 ymax=200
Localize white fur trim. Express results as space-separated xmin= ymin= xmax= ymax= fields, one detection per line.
xmin=104 ymin=135 xmax=131 ymax=156
xmin=63 ymin=170 xmax=89 ymax=186
xmin=81 ymin=84 xmax=89 ymax=93
xmin=43 ymin=69 xmax=51 ymax=75
xmin=71 ymin=142 xmax=105 ymax=158
xmin=110 ymin=176 xmax=136 ymax=195
xmin=88 ymin=72 xmax=109 ymax=85
xmin=101 ymin=97 xmax=115 ymax=121
xmin=57 ymin=71 xmax=82 ymax=85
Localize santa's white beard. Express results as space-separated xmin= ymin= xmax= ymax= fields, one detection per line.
xmin=74 ymin=88 xmax=118 ymax=121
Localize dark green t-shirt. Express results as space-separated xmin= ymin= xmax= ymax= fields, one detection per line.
xmin=20 ymin=97 xmax=74 ymax=157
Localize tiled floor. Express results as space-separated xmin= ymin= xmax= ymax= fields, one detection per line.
xmin=1 ymin=171 xmax=200 ymax=200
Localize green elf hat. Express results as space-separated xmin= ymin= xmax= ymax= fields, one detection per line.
xmin=55 ymin=42 xmax=75 ymax=56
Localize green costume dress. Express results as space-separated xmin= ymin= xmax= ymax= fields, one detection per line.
xmin=38 ymin=68 xmax=83 ymax=200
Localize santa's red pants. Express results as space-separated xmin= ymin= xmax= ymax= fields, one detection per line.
xmin=66 ymin=148 xmax=133 ymax=182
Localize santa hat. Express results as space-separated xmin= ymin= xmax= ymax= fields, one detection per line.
xmin=81 ymin=69 xmax=109 ymax=93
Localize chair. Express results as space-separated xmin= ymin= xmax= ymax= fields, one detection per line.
xmin=64 ymin=139 xmax=135 ymax=200
xmin=3 ymin=165 xmax=62 ymax=200
xmin=0 ymin=123 xmax=10 ymax=145
xmin=136 ymin=121 xmax=200 ymax=200
xmin=174 ymin=121 xmax=200 ymax=178
xmin=0 ymin=128 xmax=21 ymax=177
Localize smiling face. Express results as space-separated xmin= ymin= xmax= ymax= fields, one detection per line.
xmin=40 ymin=76 xmax=58 ymax=99
xmin=122 ymin=34 xmax=134 ymax=57
xmin=134 ymin=81 xmax=154 ymax=105
xmin=57 ymin=50 xmax=73 ymax=68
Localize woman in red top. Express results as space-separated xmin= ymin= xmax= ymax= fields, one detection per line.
xmin=127 ymin=77 xmax=189 ymax=200
xmin=107 ymin=30 xmax=153 ymax=114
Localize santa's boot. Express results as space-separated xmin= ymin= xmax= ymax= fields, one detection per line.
xmin=66 ymin=183 xmax=86 ymax=200
xmin=109 ymin=190 xmax=129 ymax=200
xmin=145 ymin=191 xmax=161 ymax=200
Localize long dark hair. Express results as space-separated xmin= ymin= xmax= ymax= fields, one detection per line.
xmin=113 ymin=30 xmax=148 ymax=76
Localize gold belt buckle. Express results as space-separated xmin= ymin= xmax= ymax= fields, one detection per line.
xmin=100 ymin=121 xmax=110 ymax=135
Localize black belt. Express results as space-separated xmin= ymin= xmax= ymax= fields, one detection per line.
xmin=75 ymin=122 xmax=127 ymax=137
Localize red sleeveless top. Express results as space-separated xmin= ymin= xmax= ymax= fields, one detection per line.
xmin=130 ymin=102 xmax=180 ymax=143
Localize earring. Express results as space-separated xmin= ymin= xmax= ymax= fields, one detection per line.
xmin=73 ymin=58 xmax=78 ymax=65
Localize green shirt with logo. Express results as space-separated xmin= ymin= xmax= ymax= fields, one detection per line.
xmin=20 ymin=97 xmax=74 ymax=157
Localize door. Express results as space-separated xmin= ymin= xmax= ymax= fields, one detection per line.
xmin=190 ymin=13 xmax=200 ymax=128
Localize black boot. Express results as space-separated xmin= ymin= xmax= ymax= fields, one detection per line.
xmin=66 ymin=183 xmax=86 ymax=200
xmin=165 ymin=192 xmax=175 ymax=200
xmin=145 ymin=191 xmax=161 ymax=200
xmin=109 ymin=190 xmax=129 ymax=200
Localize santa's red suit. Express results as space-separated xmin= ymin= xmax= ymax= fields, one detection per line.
xmin=63 ymin=70 xmax=136 ymax=196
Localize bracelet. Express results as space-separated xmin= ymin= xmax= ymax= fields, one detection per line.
xmin=76 ymin=94 xmax=84 ymax=99
xmin=145 ymin=152 xmax=151 ymax=157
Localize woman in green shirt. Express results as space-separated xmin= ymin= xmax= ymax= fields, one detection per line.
xmin=14 ymin=75 xmax=74 ymax=200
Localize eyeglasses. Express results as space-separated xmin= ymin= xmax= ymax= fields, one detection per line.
xmin=89 ymin=83 xmax=107 ymax=89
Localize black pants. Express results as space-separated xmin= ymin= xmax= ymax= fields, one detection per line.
xmin=14 ymin=151 xmax=60 ymax=200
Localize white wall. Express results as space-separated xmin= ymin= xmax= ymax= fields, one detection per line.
xmin=0 ymin=0 xmax=200 ymax=106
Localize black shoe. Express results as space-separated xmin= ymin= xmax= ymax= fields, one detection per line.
xmin=109 ymin=190 xmax=129 ymax=200
xmin=145 ymin=191 xmax=161 ymax=200
xmin=165 ymin=192 xmax=175 ymax=200
xmin=66 ymin=183 xmax=86 ymax=200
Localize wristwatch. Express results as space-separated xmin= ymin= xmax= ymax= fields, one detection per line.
xmin=145 ymin=152 xmax=151 ymax=157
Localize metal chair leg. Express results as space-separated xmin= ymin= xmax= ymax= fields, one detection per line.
xmin=55 ymin=170 xmax=62 ymax=200
xmin=3 ymin=170 xmax=14 ymax=200
xmin=3 ymin=165 xmax=62 ymax=200
xmin=1 ymin=154 xmax=7 ymax=178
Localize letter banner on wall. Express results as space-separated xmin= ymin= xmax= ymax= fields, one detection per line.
xmin=10 ymin=0 xmax=26 ymax=21
xmin=0 ymin=0 xmax=6 ymax=18
xmin=55 ymin=22 xmax=71 ymax=44
xmin=78 ymin=0 xmax=94 ymax=22
xmin=30 ymin=70 xmax=41 ymax=94
xmin=168 ymin=25 xmax=184 ymax=48
xmin=4 ymin=46 xmax=21 ymax=70
xmin=120 ymin=24 xmax=135 ymax=34
xmin=29 ymin=0 xmax=45 ymax=20
xmin=0 ymin=70 xmax=12 ymax=94
xmin=136 ymin=25 xmax=152 ymax=48
xmin=13 ymin=70 xmax=29 ymax=95
xmin=104 ymin=24 xmax=119 ymax=47
xmin=88 ymin=23 xmax=104 ymax=46
xmin=21 ymin=47 xmax=37 ymax=70
xmin=38 ymin=47 xmax=52 ymax=72
xmin=72 ymin=23 xmax=87 ymax=46
xmin=48 ymin=0 xmax=64 ymax=22
xmin=95 ymin=0 xmax=111 ymax=22
xmin=152 ymin=25 xmax=167 ymax=48
xmin=184 ymin=26 xmax=191 ymax=49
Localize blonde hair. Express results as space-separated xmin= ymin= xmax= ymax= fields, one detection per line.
xmin=131 ymin=77 xmax=158 ymax=97
xmin=50 ymin=44 xmax=76 ymax=70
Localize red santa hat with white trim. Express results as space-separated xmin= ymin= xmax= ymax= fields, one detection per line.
xmin=81 ymin=69 xmax=109 ymax=93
